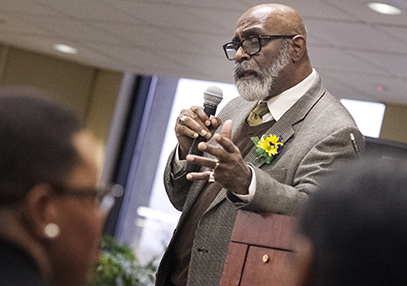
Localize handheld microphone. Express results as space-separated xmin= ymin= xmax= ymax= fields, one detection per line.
xmin=185 ymin=86 xmax=223 ymax=173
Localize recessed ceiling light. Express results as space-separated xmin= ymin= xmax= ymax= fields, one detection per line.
xmin=368 ymin=2 xmax=402 ymax=15
xmin=53 ymin=44 xmax=78 ymax=55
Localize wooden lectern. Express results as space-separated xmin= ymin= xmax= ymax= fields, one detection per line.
xmin=219 ymin=210 xmax=297 ymax=286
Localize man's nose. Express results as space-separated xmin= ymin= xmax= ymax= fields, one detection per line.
xmin=235 ymin=46 xmax=249 ymax=62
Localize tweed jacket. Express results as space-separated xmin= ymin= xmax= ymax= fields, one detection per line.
xmin=155 ymin=73 xmax=365 ymax=286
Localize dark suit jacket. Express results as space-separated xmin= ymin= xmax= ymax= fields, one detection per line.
xmin=156 ymin=73 xmax=365 ymax=285
xmin=0 ymin=239 xmax=48 ymax=286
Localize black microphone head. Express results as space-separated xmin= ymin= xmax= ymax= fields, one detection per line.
xmin=204 ymin=86 xmax=223 ymax=106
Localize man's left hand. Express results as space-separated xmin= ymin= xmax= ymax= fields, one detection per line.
xmin=186 ymin=120 xmax=252 ymax=195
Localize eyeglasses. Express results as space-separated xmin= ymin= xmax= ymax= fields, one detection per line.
xmin=53 ymin=184 xmax=124 ymax=215
xmin=222 ymin=34 xmax=295 ymax=60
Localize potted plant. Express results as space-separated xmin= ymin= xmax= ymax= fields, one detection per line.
xmin=90 ymin=235 xmax=157 ymax=286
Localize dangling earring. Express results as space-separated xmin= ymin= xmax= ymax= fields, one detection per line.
xmin=44 ymin=223 xmax=60 ymax=239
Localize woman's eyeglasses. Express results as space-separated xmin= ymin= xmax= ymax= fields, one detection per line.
xmin=53 ymin=184 xmax=124 ymax=215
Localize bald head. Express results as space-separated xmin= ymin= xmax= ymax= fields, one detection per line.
xmin=238 ymin=4 xmax=307 ymax=40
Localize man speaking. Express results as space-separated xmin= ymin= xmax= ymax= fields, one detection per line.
xmin=156 ymin=3 xmax=364 ymax=286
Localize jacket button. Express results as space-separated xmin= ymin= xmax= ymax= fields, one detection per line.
xmin=262 ymin=254 xmax=269 ymax=263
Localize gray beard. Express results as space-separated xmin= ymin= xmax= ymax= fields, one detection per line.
xmin=233 ymin=41 xmax=291 ymax=102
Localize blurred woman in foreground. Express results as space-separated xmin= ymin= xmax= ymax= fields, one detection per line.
xmin=0 ymin=89 xmax=116 ymax=286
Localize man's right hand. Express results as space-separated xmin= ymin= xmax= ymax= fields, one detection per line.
xmin=175 ymin=106 xmax=222 ymax=160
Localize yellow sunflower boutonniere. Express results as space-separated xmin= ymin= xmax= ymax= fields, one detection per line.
xmin=251 ymin=134 xmax=284 ymax=164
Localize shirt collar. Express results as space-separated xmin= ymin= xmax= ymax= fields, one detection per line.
xmin=266 ymin=68 xmax=317 ymax=121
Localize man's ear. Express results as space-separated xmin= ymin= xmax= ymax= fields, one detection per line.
xmin=290 ymin=35 xmax=307 ymax=63
xmin=23 ymin=184 xmax=58 ymax=239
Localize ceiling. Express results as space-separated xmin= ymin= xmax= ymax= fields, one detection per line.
xmin=1 ymin=0 xmax=407 ymax=104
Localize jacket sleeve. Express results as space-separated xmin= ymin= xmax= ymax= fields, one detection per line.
xmin=227 ymin=125 xmax=364 ymax=216
xmin=163 ymin=145 xmax=194 ymax=211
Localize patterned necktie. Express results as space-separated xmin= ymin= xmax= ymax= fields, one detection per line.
xmin=246 ymin=101 xmax=269 ymax=126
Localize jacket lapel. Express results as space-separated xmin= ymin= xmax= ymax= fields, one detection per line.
xmin=245 ymin=118 xmax=294 ymax=168
xmin=245 ymin=75 xmax=325 ymax=168
xmin=204 ymin=74 xmax=326 ymax=209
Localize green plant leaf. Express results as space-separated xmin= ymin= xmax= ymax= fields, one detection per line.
xmin=89 ymin=235 xmax=159 ymax=286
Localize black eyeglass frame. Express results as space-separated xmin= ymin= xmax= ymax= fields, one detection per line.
xmin=222 ymin=34 xmax=295 ymax=60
